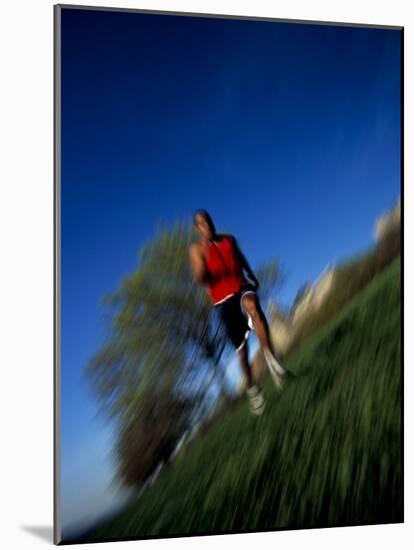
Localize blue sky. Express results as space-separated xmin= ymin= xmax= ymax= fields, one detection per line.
xmin=60 ymin=7 xmax=401 ymax=534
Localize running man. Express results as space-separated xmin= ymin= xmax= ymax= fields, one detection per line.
xmin=189 ymin=209 xmax=288 ymax=416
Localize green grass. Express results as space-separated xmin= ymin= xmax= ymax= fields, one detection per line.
xmin=83 ymin=257 xmax=402 ymax=541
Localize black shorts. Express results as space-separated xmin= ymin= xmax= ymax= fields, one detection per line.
xmin=215 ymin=286 xmax=257 ymax=351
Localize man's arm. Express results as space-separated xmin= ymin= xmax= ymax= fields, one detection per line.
xmin=230 ymin=236 xmax=259 ymax=289
xmin=189 ymin=243 xmax=210 ymax=285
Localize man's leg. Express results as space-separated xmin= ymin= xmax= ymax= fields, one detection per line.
xmin=238 ymin=340 xmax=253 ymax=388
xmin=241 ymin=293 xmax=287 ymax=378
xmin=241 ymin=293 xmax=278 ymax=356
xmin=218 ymin=293 xmax=264 ymax=413
xmin=239 ymin=340 xmax=265 ymax=415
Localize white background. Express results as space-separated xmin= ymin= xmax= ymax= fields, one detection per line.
xmin=0 ymin=0 xmax=411 ymax=548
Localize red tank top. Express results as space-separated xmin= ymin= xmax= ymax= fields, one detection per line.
xmin=201 ymin=235 xmax=249 ymax=305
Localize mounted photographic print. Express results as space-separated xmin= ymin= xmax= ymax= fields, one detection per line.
xmin=54 ymin=4 xmax=403 ymax=545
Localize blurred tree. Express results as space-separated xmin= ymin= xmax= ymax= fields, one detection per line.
xmin=84 ymin=220 xmax=283 ymax=487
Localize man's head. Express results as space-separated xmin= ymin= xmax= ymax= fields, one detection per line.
xmin=193 ymin=209 xmax=216 ymax=241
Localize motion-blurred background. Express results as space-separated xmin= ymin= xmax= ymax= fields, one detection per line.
xmin=59 ymin=7 xmax=401 ymax=542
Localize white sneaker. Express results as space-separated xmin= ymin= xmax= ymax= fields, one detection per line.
xmin=263 ymin=348 xmax=287 ymax=393
xmin=246 ymin=385 xmax=266 ymax=416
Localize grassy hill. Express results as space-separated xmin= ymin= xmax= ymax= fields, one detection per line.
xmin=78 ymin=257 xmax=402 ymax=543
